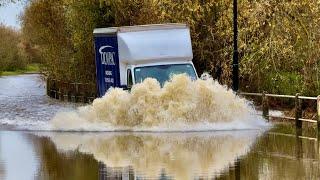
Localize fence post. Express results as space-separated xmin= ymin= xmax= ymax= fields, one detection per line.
xmin=262 ymin=91 xmax=269 ymax=121
xmin=63 ymin=94 xmax=68 ymax=102
xmin=75 ymin=83 xmax=79 ymax=102
xmin=46 ymin=78 xmax=50 ymax=96
xmin=75 ymin=83 xmax=79 ymax=94
xmin=58 ymin=88 xmax=63 ymax=100
xmin=235 ymin=158 xmax=240 ymax=180
xmin=295 ymin=93 xmax=302 ymax=130
xmin=317 ymin=96 xmax=320 ymax=159
xmin=317 ymin=95 xmax=320 ymax=139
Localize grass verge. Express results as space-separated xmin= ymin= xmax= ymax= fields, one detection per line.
xmin=0 ymin=63 xmax=40 ymax=76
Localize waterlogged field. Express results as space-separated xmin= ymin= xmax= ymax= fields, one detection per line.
xmin=0 ymin=74 xmax=319 ymax=180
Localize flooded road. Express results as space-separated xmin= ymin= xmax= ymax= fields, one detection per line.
xmin=0 ymin=75 xmax=319 ymax=180
xmin=0 ymin=74 xmax=77 ymax=129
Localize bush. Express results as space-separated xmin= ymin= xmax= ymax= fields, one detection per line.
xmin=0 ymin=24 xmax=28 ymax=72
xmin=20 ymin=0 xmax=320 ymax=96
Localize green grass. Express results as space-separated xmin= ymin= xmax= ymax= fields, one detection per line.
xmin=263 ymin=71 xmax=303 ymax=95
xmin=0 ymin=63 xmax=40 ymax=76
xmin=25 ymin=63 xmax=40 ymax=72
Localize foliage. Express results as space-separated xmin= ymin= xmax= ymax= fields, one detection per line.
xmin=0 ymin=24 xmax=28 ymax=72
xmin=20 ymin=0 xmax=73 ymax=79
xmin=238 ymin=0 xmax=320 ymax=96
xmin=20 ymin=0 xmax=320 ymax=96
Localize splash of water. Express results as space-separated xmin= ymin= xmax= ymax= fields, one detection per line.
xmin=50 ymin=74 xmax=267 ymax=131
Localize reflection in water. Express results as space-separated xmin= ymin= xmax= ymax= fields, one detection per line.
xmin=0 ymin=131 xmax=39 ymax=180
xmin=0 ymin=125 xmax=319 ymax=179
xmin=264 ymin=143 xmax=320 ymax=179
xmin=30 ymin=135 xmax=99 ymax=180
xmin=0 ymin=139 xmax=4 ymax=180
xmin=99 ymin=164 xmax=135 ymax=180
xmin=35 ymin=131 xmax=262 ymax=179
xmin=234 ymin=125 xmax=320 ymax=180
xmin=295 ymin=133 xmax=303 ymax=160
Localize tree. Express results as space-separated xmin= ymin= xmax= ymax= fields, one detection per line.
xmin=20 ymin=0 xmax=320 ymax=95
xmin=0 ymin=24 xmax=27 ymax=71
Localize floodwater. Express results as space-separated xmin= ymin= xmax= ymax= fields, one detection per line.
xmin=0 ymin=74 xmax=319 ymax=180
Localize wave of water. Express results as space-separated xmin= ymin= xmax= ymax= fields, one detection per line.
xmin=47 ymin=74 xmax=268 ymax=132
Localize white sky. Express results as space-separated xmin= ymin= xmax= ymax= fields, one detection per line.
xmin=0 ymin=1 xmax=25 ymax=29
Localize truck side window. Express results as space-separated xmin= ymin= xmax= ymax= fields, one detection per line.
xmin=127 ymin=69 xmax=133 ymax=89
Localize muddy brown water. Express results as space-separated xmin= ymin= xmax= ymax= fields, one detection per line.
xmin=0 ymin=74 xmax=319 ymax=180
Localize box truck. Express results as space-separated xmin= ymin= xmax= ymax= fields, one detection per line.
xmin=93 ymin=23 xmax=198 ymax=97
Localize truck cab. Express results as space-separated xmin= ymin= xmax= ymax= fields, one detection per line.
xmin=93 ymin=23 xmax=198 ymax=97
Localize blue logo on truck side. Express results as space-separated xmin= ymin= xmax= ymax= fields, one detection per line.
xmin=94 ymin=35 xmax=120 ymax=97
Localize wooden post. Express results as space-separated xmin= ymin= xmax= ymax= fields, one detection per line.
xmin=71 ymin=95 xmax=75 ymax=102
xmin=262 ymin=91 xmax=269 ymax=121
xmin=58 ymin=89 xmax=63 ymax=100
xmin=75 ymin=83 xmax=79 ymax=95
xmin=75 ymin=83 xmax=79 ymax=102
xmin=67 ymin=91 xmax=71 ymax=102
xmin=318 ymin=96 xmax=320 ymax=159
xmin=317 ymin=95 xmax=320 ymax=140
xmin=46 ymin=78 xmax=50 ymax=96
xmin=63 ymin=94 xmax=68 ymax=102
xmin=295 ymin=94 xmax=303 ymax=159
xmin=235 ymin=159 xmax=240 ymax=180
xmin=295 ymin=93 xmax=302 ymax=130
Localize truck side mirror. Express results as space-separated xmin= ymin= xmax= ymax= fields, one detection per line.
xmin=127 ymin=69 xmax=133 ymax=90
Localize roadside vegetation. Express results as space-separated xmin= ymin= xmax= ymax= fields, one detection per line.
xmin=16 ymin=0 xmax=320 ymax=96
xmin=0 ymin=24 xmax=41 ymax=76
xmin=1 ymin=63 xmax=40 ymax=76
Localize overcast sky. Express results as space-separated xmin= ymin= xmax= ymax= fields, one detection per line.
xmin=0 ymin=1 xmax=25 ymax=29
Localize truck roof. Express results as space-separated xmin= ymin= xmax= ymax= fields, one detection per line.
xmin=93 ymin=23 xmax=188 ymax=34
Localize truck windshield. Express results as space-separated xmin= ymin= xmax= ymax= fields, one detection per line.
xmin=134 ymin=64 xmax=197 ymax=85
